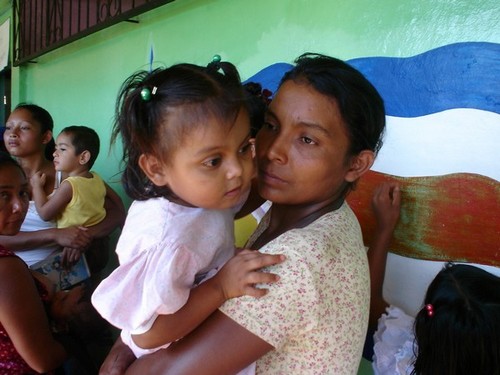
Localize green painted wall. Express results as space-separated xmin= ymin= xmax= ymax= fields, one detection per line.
xmin=4 ymin=0 xmax=500 ymax=203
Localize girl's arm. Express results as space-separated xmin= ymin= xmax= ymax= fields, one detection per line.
xmin=131 ymin=250 xmax=284 ymax=350
xmin=31 ymin=173 xmax=72 ymax=221
xmin=0 ymin=257 xmax=67 ymax=372
xmin=367 ymin=182 xmax=401 ymax=328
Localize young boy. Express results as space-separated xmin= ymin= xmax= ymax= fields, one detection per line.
xmin=31 ymin=125 xmax=106 ymax=267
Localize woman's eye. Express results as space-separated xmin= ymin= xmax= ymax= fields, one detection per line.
xmin=203 ymin=158 xmax=221 ymax=168
xmin=263 ymin=122 xmax=278 ymax=132
xmin=301 ymin=136 xmax=316 ymax=145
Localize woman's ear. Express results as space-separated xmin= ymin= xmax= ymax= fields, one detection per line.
xmin=345 ymin=150 xmax=375 ymax=183
xmin=41 ymin=130 xmax=53 ymax=145
xmin=138 ymin=153 xmax=169 ymax=186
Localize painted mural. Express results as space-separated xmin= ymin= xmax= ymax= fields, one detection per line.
xmin=245 ymin=42 xmax=500 ymax=266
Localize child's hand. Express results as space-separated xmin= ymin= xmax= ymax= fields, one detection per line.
xmin=214 ymin=249 xmax=285 ymax=300
xmin=61 ymin=247 xmax=84 ymax=269
xmin=372 ymin=181 xmax=401 ymax=233
xmin=30 ymin=171 xmax=46 ymax=189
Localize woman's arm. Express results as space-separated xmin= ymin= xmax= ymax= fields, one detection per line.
xmin=132 ymin=250 xmax=283 ymax=349
xmin=0 ymin=257 xmax=67 ymax=372
xmin=0 ymin=226 xmax=92 ymax=252
xmin=85 ymin=183 xmax=126 ymax=240
xmin=367 ymin=182 xmax=401 ymax=328
xmin=127 ymin=311 xmax=273 ymax=375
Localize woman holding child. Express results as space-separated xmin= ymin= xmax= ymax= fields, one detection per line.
xmin=2 ymin=103 xmax=125 ymax=273
xmin=102 ymin=52 xmax=386 ymax=374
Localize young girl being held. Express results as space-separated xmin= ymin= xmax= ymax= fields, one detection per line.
xmin=91 ymin=58 xmax=283 ymax=359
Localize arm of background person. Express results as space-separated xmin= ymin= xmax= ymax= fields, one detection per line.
xmin=0 ymin=226 xmax=92 ymax=252
xmin=0 ymin=256 xmax=67 ymax=372
xmin=367 ymin=181 xmax=401 ymax=328
xmin=85 ymin=183 xmax=126 ymax=240
xmin=126 ymin=310 xmax=273 ymax=375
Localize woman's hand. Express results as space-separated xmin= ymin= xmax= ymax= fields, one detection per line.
xmin=99 ymin=338 xmax=136 ymax=375
xmin=53 ymin=226 xmax=92 ymax=249
xmin=213 ymin=250 xmax=285 ymax=300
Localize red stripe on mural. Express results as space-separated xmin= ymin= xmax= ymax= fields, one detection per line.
xmin=347 ymin=171 xmax=500 ymax=266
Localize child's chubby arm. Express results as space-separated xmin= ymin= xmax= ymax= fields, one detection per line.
xmin=31 ymin=172 xmax=72 ymax=221
xmin=131 ymin=250 xmax=285 ymax=350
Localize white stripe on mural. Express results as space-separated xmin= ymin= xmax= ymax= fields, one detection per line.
xmin=372 ymin=108 xmax=500 ymax=181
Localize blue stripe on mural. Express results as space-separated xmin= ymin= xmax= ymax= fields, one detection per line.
xmin=245 ymin=42 xmax=500 ymax=117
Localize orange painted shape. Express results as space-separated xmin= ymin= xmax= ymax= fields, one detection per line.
xmin=346 ymin=171 xmax=500 ymax=267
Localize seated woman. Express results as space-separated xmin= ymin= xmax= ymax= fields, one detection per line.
xmin=101 ymin=52 xmax=387 ymax=374
xmin=0 ymin=152 xmax=67 ymax=373
xmin=2 ymin=103 xmax=125 ymax=278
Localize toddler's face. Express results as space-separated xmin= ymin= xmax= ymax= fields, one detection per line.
xmin=53 ymin=132 xmax=81 ymax=173
xmin=149 ymin=108 xmax=255 ymax=210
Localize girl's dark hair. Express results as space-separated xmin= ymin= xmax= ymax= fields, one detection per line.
xmin=412 ymin=263 xmax=500 ymax=375
xmin=243 ymin=82 xmax=271 ymax=137
xmin=280 ymin=53 xmax=385 ymax=153
xmin=112 ymin=60 xmax=246 ymax=200
xmin=14 ymin=103 xmax=55 ymax=161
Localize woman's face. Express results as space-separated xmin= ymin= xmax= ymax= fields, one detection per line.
xmin=3 ymin=108 xmax=52 ymax=158
xmin=255 ymin=80 xmax=357 ymax=207
xmin=0 ymin=164 xmax=29 ymax=235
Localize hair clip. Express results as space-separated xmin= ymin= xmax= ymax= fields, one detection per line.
xmin=261 ymin=88 xmax=272 ymax=104
xmin=425 ymin=303 xmax=434 ymax=317
xmin=140 ymin=86 xmax=158 ymax=102
xmin=212 ymin=54 xmax=221 ymax=63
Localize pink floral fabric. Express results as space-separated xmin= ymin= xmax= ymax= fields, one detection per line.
xmin=220 ymin=202 xmax=370 ymax=374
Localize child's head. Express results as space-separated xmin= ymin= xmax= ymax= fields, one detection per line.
xmin=413 ymin=263 xmax=500 ymax=375
xmin=113 ymin=58 xmax=255 ymax=209
xmin=54 ymin=125 xmax=100 ymax=172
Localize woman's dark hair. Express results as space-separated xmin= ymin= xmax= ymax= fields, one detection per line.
xmin=412 ymin=263 xmax=500 ymax=375
xmin=280 ymin=53 xmax=385 ymax=156
xmin=14 ymin=103 xmax=55 ymax=161
xmin=112 ymin=60 xmax=246 ymax=200
xmin=0 ymin=151 xmax=26 ymax=177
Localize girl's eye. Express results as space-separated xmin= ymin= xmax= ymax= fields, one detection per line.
xmin=238 ymin=142 xmax=252 ymax=154
xmin=0 ymin=191 xmax=10 ymax=201
xmin=202 ymin=158 xmax=221 ymax=168
xmin=20 ymin=190 xmax=30 ymax=200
